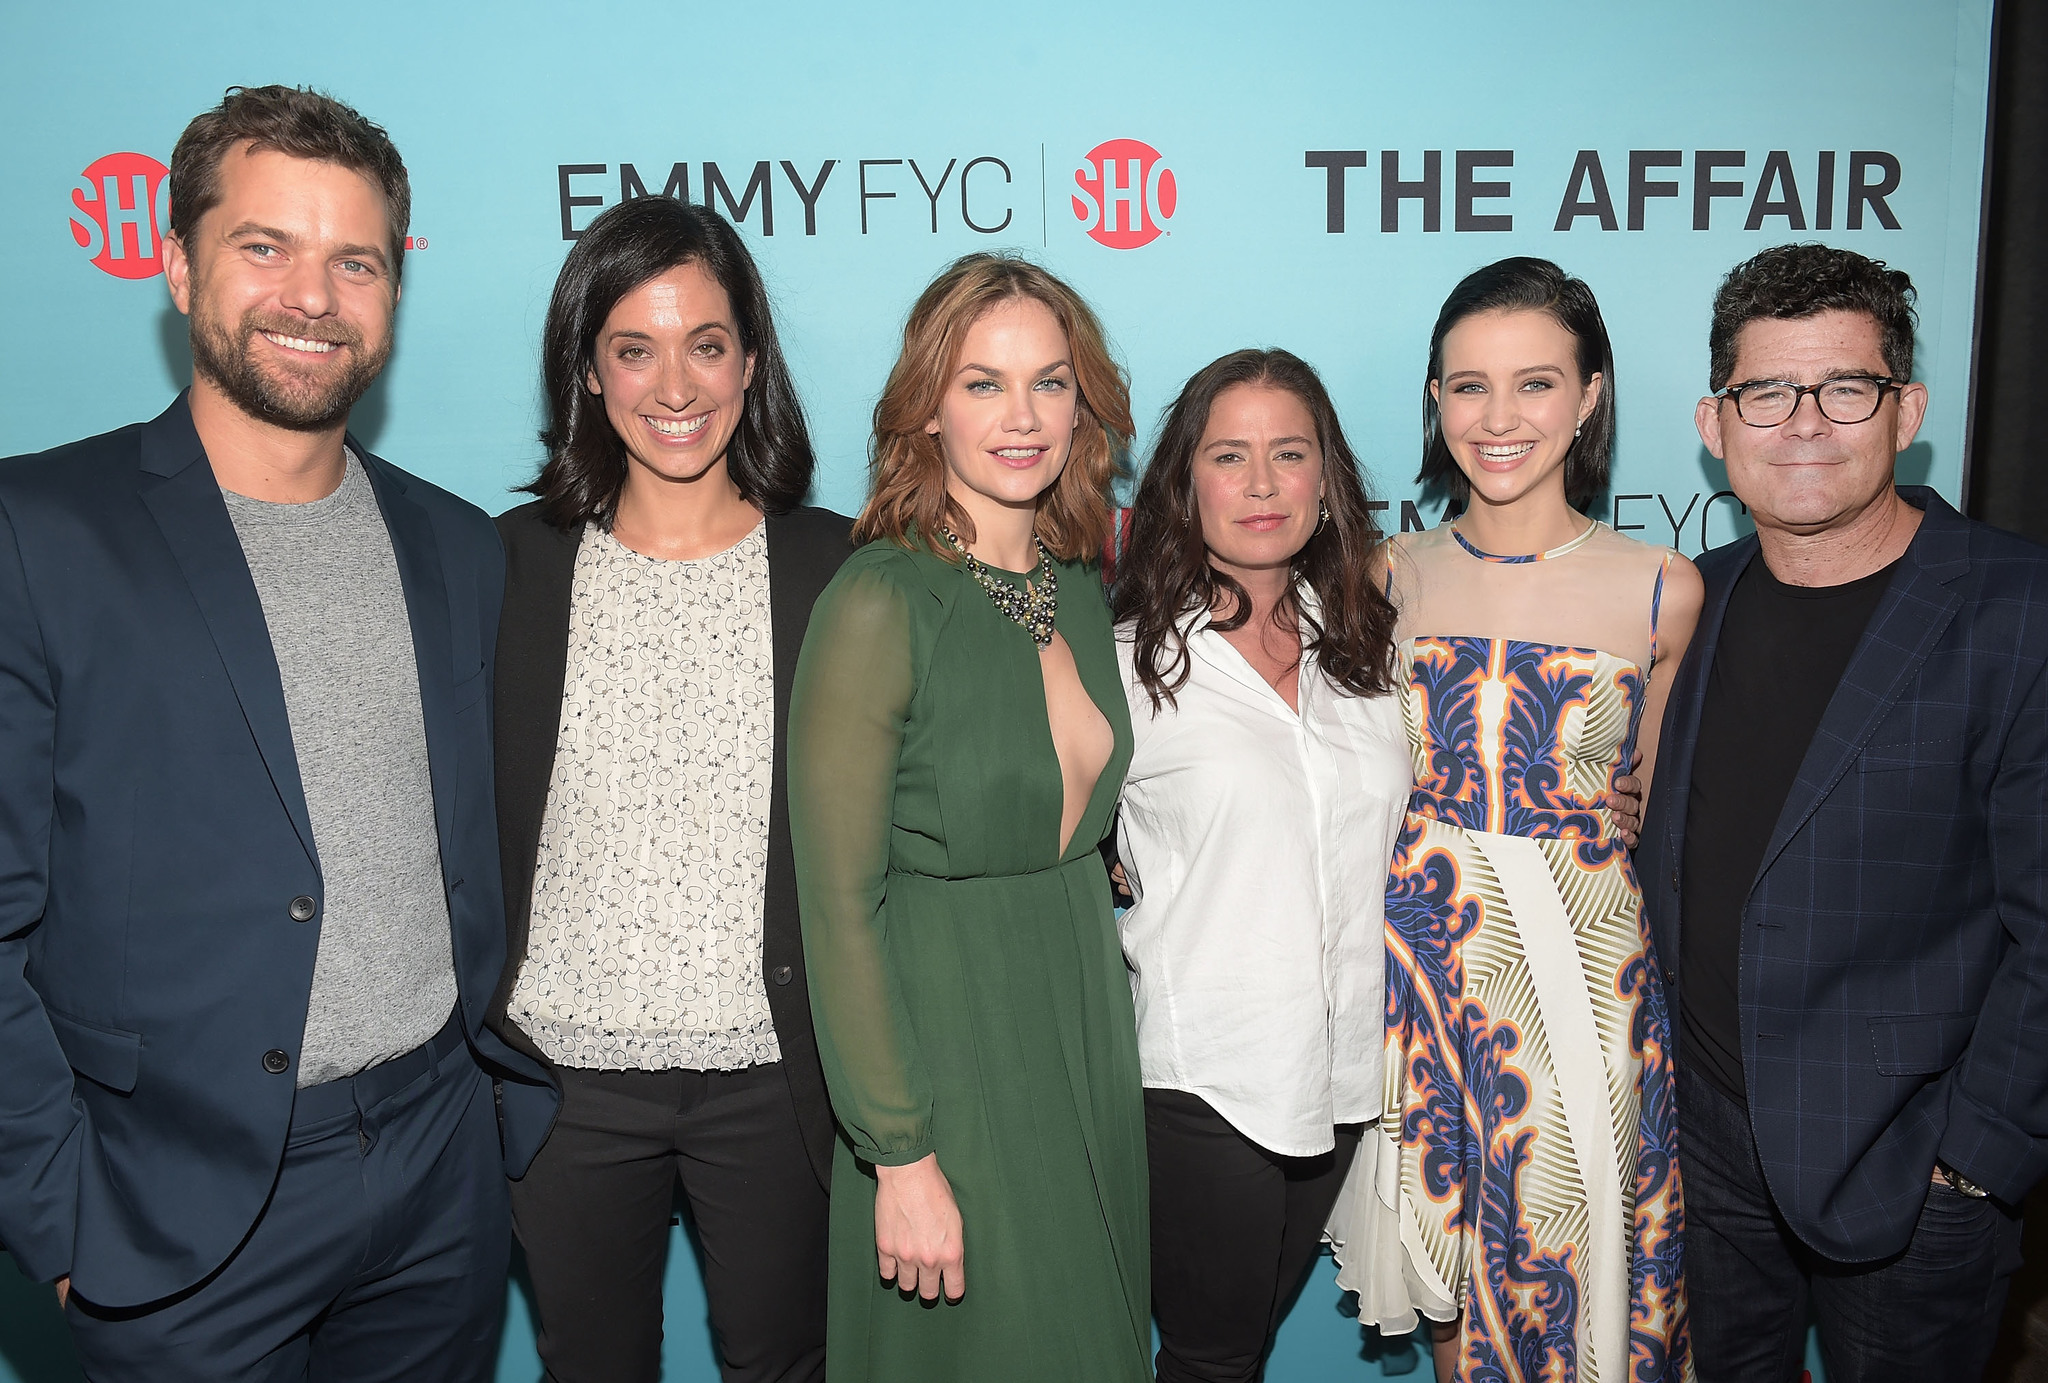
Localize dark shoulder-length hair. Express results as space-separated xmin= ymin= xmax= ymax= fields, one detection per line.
xmin=522 ymin=197 xmax=814 ymax=528
xmin=1417 ymin=256 xmax=1615 ymax=514
xmin=1112 ymin=348 xmax=1397 ymax=711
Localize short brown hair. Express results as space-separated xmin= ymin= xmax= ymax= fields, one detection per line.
xmin=170 ymin=85 xmax=411 ymax=280
xmin=853 ymin=253 xmax=1132 ymax=563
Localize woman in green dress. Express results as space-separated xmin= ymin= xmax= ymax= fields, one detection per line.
xmin=787 ymin=253 xmax=1150 ymax=1382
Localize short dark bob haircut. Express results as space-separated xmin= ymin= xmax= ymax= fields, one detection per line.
xmin=1418 ymin=256 xmax=1615 ymax=514
xmin=523 ymin=197 xmax=814 ymax=529
xmin=171 ymin=85 xmax=411 ymax=281
xmin=1113 ymin=348 xmax=1398 ymax=711
xmin=1708 ymin=242 xmax=1917 ymax=391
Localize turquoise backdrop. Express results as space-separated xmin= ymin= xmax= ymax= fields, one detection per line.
xmin=0 ymin=1 xmax=1994 ymax=1379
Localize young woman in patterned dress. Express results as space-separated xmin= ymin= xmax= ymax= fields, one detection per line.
xmin=1329 ymin=257 xmax=1703 ymax=1382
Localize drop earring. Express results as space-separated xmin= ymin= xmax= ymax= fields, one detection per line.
xmin=1317 ymin=500 xmax=1331 ymax=531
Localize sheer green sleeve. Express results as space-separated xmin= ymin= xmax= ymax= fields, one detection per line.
xmin=788 ymin=559 xmax=934 ymax=1167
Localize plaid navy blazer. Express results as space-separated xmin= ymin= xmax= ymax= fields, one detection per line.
xmin=1639 ymin=486 xmax=2048 ymax=1263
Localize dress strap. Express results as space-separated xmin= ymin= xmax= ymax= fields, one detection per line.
xmin=1648 ymin=551 xmax=1673 ymax=665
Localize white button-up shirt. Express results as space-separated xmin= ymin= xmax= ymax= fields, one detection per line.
xmin=1115 ymin=604 xmax=1410 ymax=1157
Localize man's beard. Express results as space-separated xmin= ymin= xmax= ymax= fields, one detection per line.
xmin=188 ymin=297 xmax=392 ymax=433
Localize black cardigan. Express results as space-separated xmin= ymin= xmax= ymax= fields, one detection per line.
xmin=487 ymin=500 xmax=853 ymax=1187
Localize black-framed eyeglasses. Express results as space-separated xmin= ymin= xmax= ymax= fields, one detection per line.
xmin=1714 ymin=375 xmax=1902 ymax=428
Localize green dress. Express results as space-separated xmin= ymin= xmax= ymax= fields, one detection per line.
xmin=788 ymin=538 xmax=1149 ymax=1383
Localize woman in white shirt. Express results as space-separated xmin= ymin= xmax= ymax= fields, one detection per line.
xmin=1110 ymin=348 xmax=1409 ymax=1383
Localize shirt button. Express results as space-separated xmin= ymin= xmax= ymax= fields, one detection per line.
xmin=289 ymin=896 xmax=317 ymax=923
xmin=262 ymin=1049 xmax=291 ymax=1075
xmin=772 ymin=965 xmax=794 ymax=986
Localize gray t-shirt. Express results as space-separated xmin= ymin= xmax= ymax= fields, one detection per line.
xmin=222 ymin=453 xmax=456 ymax=1087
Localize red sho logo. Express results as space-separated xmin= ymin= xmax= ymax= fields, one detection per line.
xmin=1071 ymin=139 xmax=1176 ymax=249
xmin=70 ymin=152 xmax=171 ymax=279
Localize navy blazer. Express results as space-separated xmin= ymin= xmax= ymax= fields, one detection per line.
xmin=1640 ymin=487 xmax=2048 ymax=1262
xmin=0 ymin=394 xmax=558 ymax=1308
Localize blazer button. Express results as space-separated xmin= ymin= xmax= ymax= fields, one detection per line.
xmin=262 ymin=1049 xmax=291 ymax=1075
xmin=772 ymin=965 xmax=794 ymax=986
xmin=289 ymin=895 xmax=318 ymax=923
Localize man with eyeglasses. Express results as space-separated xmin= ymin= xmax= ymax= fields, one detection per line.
xmin=1637 ymin=242 xmax=2048 ymax=1382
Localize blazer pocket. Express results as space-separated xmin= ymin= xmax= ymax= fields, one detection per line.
xmin=1856 ymin=735 xmax=1965 ymax=773
xmin=1869 ymin=1011 xmax=1974 ymax=1077
xmin=450 ymin=663 xmax=487 ymax=714
xmin=47 ymin=1008 xmax=143 ymax=1094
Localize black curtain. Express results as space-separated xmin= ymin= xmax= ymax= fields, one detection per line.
xmin=1968 ymin=0 xmax=2048 ymax=541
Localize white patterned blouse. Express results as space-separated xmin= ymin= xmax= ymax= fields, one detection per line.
xmin=508 ymin=522 xmax=781 ymax=1070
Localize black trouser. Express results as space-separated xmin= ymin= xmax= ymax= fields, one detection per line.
xmin=1144 ymin=1088 xmax=1361 ymax=1383
xmin=1678 ymin=1065 xmax=2024 ymax=1383
xmin=509 ymin=1062 xmax=828 ymax=1383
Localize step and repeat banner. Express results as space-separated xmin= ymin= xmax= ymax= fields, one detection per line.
xmin=0 ymin=1 xmax=1994 ymax=1379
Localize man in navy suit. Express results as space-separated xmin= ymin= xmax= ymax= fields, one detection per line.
xmin=0 ymin=86 xmax=556 ymax=1380
xmin=1639 ymin=243 xmax=2047 ymax=1382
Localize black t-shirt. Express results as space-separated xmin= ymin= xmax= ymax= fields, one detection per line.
xmin=1679 ymin=550 xmax=1899 ymax=1105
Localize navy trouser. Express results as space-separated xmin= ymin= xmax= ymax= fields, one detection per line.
xmin=1678 ymin=1065 xmax=2024 ymax=1383
xmin=67 ymin=1012 xmax=510 ymax=1383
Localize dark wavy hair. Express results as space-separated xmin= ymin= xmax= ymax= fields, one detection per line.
xmin=1708 ymin=243 xmax=1917 ymax=390
xmin=522 ymin=197 xmax=814 ymax=528
xmin=1113 ymin=349 xmax=1397 ymax=712
xmin=1418 ymin=256 xmax=1615 ymax=513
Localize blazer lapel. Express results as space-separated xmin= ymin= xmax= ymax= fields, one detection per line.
xmin=1658 ymin=535 xmax=1751 ymax=863
xmin=1749 ymin=492 xmax=1969 ymax=889
xmin=358 ymin=449 xmax=459 ymax=854
xmin=137 ymin=396 xmax=318 ymax=871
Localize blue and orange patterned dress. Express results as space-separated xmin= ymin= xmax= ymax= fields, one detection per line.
xmin=1355 ymin=520 xmax=1690 ymax=1383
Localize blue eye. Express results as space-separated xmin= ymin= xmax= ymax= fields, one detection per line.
xmin=966 ymin=379 xmax=999 ymax=394
xmin=1034 ymin=377 xmax=1068 ymax=392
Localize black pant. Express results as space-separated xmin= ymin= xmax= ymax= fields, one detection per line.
xmin=1678 ymin=1066 xmax=2024 ymax=1383
xmin=509 ymin=1062 xmax=827 ymax=1383
xmin=69 ymin=1014 xmax=508 ymax=1383
xmin=1145 ymin=1088 xmax=1361 ymax=1383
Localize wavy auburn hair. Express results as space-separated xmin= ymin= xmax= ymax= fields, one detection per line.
xmin=1113 ymin=349 xmax=1398 ymax=712
xmin=853 ymin=253 xmax=1132 ymax=562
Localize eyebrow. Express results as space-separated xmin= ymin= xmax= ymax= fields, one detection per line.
xmin=958 ymin=360 xmax=1073 ymax=377
xmin=1442 ymin=363 xmax=1567 ymax=383
xmin=605 ymin=321 xmax=733 ymax=341
xmin=1206 ymin=435 xmax=1315 ymax=449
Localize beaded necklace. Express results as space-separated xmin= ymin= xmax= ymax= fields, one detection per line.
xmin=941 ymin=528 xmax=1059 ymax=650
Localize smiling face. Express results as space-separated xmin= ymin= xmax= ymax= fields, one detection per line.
xmin=586 ymin=261 xmax=755 ymax=489
xmin=1432 ymin=308 xmax=1600 ymax=511
xmin=1192 ymin=383 xmax=1324 ymax=586
xmin=927 ymin=296 xmax=1078 ymax=535
xmin=164 ymin=143 xmax=398 ymax=431
xmin=1695 ymin=308 xmax=1927 ymax=536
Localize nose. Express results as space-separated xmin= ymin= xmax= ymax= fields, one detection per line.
xmin=1780 ymin=387 xmax=1833 ymax=440
xmin=1480 ymin=389 xmax=1519 ymax=435
xmin=651 ymin=349 xmax=698 ymax=413
xmin=1243 ymin=453 xmax=1279 ymax=500
xmin=1001 ymin=381 xmax=1041 ymax=434
xmin=276 ymin=253 xmax=339 ymax=321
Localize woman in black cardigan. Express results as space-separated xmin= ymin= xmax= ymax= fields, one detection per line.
xmin=489 ymin=196 xmax=849 ymax=1383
